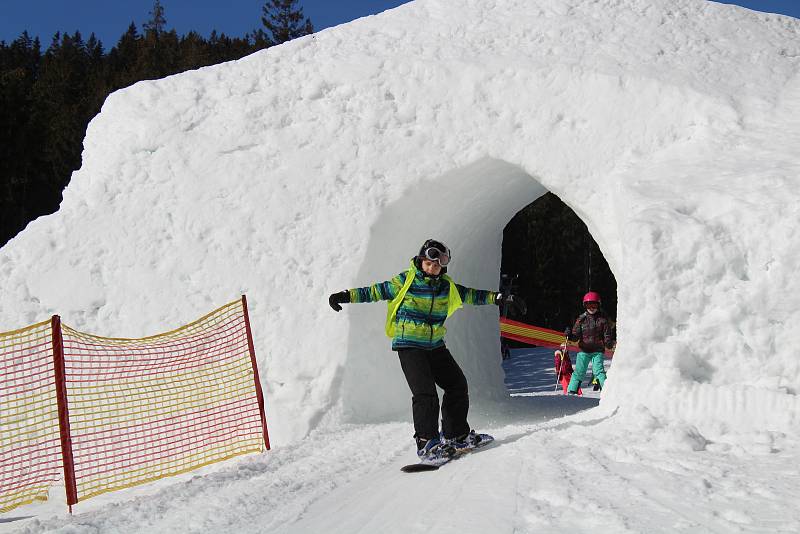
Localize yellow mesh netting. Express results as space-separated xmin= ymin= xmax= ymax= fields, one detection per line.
xmin=60 ymin=299 xmax=266 ymax=503
xmin=0 ymin=320 xmax=62 ymax=513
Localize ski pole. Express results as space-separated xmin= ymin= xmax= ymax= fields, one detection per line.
xmin=554 ymin=338 xmax=567 ymax=391
xmin=554 ymin=356 xmax=563 ymax=392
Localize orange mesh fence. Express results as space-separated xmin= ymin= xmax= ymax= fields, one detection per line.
xmin=60 ymin=297 xmax=268 ymax=504
xmin=0 ymin=320 xmax=62 ymax=513
xmin=0 ymin=296 xmax=269 ymax=512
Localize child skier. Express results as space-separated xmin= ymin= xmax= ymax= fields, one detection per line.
xmin=554 ymin=345 xmax=581 ymax=395
xmin=563 ymin=291 xmax=614 ymax=395
xmin=328 ymin=239 xmax=525 ymax=461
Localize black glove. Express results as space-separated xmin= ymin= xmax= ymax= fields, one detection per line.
xmin=495 ymin=292 xmax=527 ymax=315
xmin=328 ymin=291 xmax=350 ymax=312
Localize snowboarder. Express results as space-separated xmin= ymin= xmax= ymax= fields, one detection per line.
xmin=563 ymin=291 xmax=614 ymax=395
xmin=328 ymin=239 xmax=526 ymax=462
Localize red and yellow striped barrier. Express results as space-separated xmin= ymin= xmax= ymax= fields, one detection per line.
xmin=500 ymin=316 xmax=613 ymax=357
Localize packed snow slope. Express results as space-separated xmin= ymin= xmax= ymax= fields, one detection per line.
xmin=1 ymin=0 xmax=799 ymax=449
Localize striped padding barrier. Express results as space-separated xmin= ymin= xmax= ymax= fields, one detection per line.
xmin=500 ymin=316 xmax=614 ymax=356
xmin=0 ymin=297 xmax=269 ymax=513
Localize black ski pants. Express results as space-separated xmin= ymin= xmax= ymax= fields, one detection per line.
xmin=398 ymin=346 xmax=470 ymax=441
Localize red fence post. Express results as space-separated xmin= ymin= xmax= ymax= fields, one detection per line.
xmin=51 ymin=315 xmax=78 ymax=512
xmin=241 ymin=296 xmax=271 ymax=450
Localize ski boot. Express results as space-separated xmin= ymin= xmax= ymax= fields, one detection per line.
xmin=445 ymin=430 xmax=493 ymax=452
xmin=416 ymin=437 xmax=455 ymax=464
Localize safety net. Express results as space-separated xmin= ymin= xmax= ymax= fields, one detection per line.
xmin=0 ymin=297 xmax=269 ymax=512
xmin=0 ymin=320 xmax=62 ymax=513
xmin=60 ymin=298 xmax=268 ymax=503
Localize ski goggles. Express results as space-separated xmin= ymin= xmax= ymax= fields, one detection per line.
xmin=421 ymin=247 xmax=451 ymax=266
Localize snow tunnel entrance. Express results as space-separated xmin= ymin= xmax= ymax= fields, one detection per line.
xmin=340 ymin=158 xmax=617 ymax=424
xmin=499 ymin=193 xmax=618 ymax=396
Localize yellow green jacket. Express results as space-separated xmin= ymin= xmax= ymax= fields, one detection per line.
xmin=348 ymin=260 xmax=497 ymax=350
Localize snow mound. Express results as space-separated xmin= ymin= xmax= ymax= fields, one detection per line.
xmin=1 ymin=0 xmax=799 ymax=445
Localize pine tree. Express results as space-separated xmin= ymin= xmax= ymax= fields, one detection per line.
xmin=33 ymin=31 xmax=92 ymax=188
xmin=260 ymin=0 xmax=314 ymax=46
xmin=179 ymin=31 xmax=208 ymax=70
xmin=0 ymin=32 xmax=44 ymax=244
xmin=107 ymin=23 xmax=142 ymax=88
xmin=143 ymin=0 xmax=168 ymax=37
xmin=139 ymin=2 xmax=180 ymax=79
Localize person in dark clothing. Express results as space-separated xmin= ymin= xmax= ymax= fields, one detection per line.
xmin=328 ymin=239 xmax=526 ymax=460
xmin=398 ymin=346 xmax=470 ymax=445
xmin=564 ymin=291 xmax=614 ymax=394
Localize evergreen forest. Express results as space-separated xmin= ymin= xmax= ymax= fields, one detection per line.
xmin=1 ymin=0 xmax=312 ymax=247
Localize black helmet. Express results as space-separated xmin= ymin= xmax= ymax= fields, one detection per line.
xmin=417 ymin=239 xmax=451 ymax=266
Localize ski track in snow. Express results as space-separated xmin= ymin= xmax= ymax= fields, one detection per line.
xmin=2 ymin=424 xmax=412 ymax=534
xmin=6 ymin=408 xmax=800 ymax=533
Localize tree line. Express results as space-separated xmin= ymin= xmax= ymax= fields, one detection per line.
xmin=0 ymin=0 xmax=313 ymax=246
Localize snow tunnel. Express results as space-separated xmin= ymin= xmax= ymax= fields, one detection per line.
xmin=340 ymin=157 xmax=616 ymax=423
xmin=4 ymin=0 xmax=796 ymax=450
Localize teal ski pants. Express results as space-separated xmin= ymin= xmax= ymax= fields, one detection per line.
xmin=567 ymin=351 xmax=606 ymax=393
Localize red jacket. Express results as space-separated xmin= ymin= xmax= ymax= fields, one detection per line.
xmin=554 ymin=349 xmax=582 ymax=395
xmin=554 ymin=349 xmax=573 ymax=378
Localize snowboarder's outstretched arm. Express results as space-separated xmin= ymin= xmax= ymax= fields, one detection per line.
xmin=455 ymin=284 xmax=497 ymax=306
xmin=350 ymin=273 xmax=406 ymax=303
xmin=328 ymin=272 xmax=407 ymax=311
xmin=453 ymin=283 xmax=528 ymax=315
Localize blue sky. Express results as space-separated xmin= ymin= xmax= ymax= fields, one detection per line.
xmin=1 ymin=1 xmax=798 ymax=48
xmin=0 ymin=1 xmax=409 ymax=47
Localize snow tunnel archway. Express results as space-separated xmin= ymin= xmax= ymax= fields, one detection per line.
xmin=501 ymin=192 xmax=619 ymax=332
xmin=340 ymin=158 xmax=616 ymax=423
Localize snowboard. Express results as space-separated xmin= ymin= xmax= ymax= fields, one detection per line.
xmin=400 ymin=434 xmax=495 ymax=473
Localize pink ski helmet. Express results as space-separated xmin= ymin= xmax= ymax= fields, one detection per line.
xmin=582 ymin=291 xmax=601 ymax=305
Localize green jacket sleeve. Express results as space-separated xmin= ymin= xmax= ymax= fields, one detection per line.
xmin=455 ymin=284 xmax=497 ymax=305
xmin=348 ymin=272 xmax=407 ymax=303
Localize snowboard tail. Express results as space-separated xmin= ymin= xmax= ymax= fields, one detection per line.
xmin=401 ymin=463 xmax=444 ymax=473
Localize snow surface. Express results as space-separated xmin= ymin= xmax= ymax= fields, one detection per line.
xmin=2 ymin=0 xmax=800 ymax=531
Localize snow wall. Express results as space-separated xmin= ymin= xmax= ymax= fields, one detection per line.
xmin=1 ymin=0 xmax=800 ymax=446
